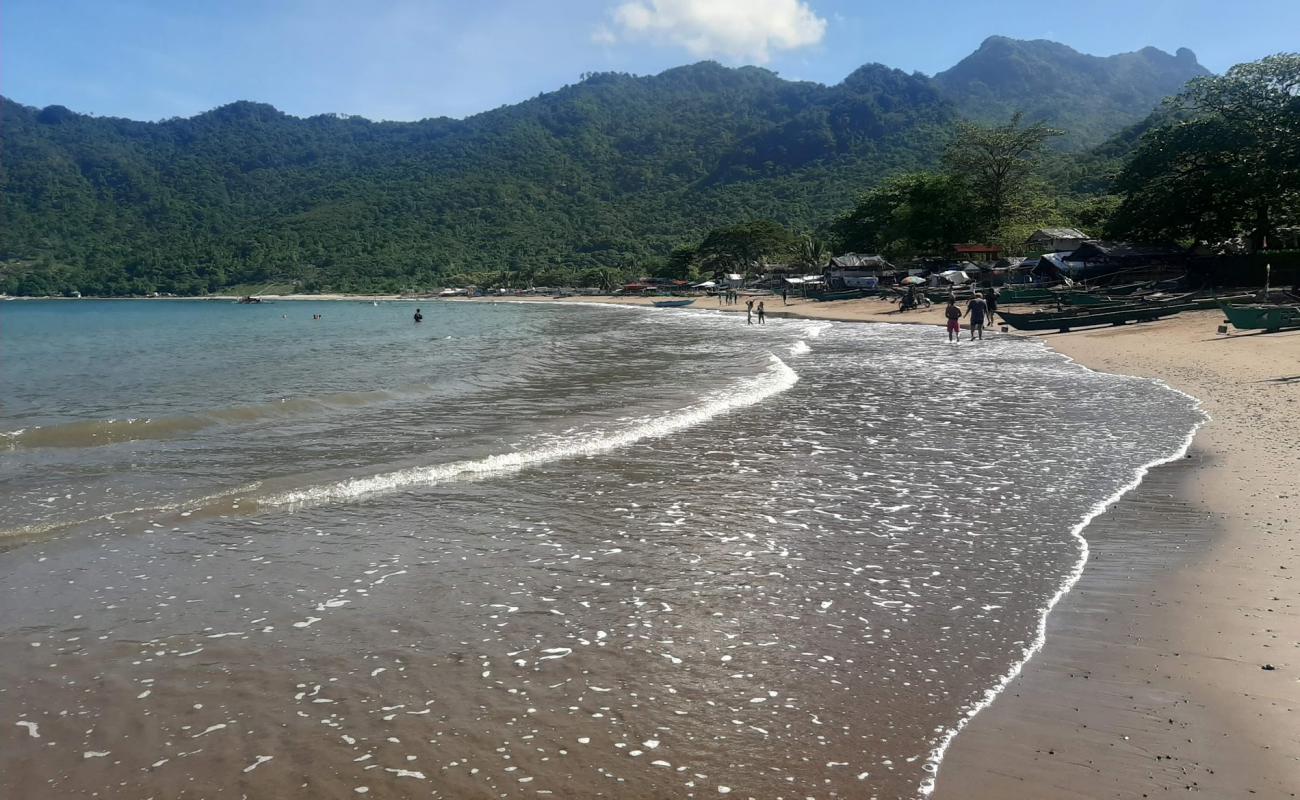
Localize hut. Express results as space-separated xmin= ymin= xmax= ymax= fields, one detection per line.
xmin=1026 ymin=228 xmax=1089 ymax=253
xmin=826 ymin=253 xmax=895 ymax=290
xmin=1063 ymin=241 xmax=1186 ymax=279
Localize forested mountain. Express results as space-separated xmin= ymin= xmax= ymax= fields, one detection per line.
xmin=0 ymin=38 xmax=1208 ymax=295
xmin=935 ymin=36 xmax=1209 ymax=149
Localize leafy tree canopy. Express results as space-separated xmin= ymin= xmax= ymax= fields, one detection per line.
xmin=1109 ymin=53 xmax=1300 ymax=247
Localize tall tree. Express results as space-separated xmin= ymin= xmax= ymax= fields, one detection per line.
xmin=793 ymin=234 xmax=828 ymax=271
xmin=943 ymin=112 xmax=1063 ymax=232
xmin=1109 ymin=53 xmax=1300 ymax=248
xmin=831 ymin=172 xmax=984 ymax=257
xmin=698 ymin=220 xmax=794 ymax=274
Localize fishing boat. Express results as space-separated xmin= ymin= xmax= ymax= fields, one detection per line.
xmin=998 ymin=304 xmax=1178 ymax=332
xmin=996 ymin=286 xmax=1058 ymax=303
xmin=809 ymin=288 xmax=875 ymax=302
xmin=1220 ymin=303 xmax=1300 ymax=332
xmin=652 ymin=298 xmax=694 ymax=308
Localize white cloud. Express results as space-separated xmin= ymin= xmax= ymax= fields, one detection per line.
xmin=591 ymin=25 xmax=618 ymax=45
xmin=607 ymin=0 xmax=826 ymax=63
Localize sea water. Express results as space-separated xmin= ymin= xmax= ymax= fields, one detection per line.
xmin=0 ymin=299 xmax=1201 ymax=798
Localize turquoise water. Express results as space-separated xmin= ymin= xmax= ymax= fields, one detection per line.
xmin=0 ymin=299 xmax=1201 ymax=798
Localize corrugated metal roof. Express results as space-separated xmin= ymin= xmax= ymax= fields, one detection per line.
xmin=829 ymin=253 xmax=893 ymax=269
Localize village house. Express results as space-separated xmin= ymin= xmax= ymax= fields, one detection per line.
xmin=1026 ymin=227 xmax=1089 ymax=253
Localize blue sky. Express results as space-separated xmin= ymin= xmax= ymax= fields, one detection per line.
xmin=3 ymin=0 xmax=1296 ymax=121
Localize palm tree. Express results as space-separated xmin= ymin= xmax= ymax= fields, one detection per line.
xmin=795 ymin=234 xmax=828 ymax=272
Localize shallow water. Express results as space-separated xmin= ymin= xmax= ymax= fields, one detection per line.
xmin=0 ymin=299 xmax=1201 ymax=798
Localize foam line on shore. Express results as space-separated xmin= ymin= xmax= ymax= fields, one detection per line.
xmin=262 ymin=354 xmax=798 ymax=509
xmin=919 ymin=353 xmax=1208 ymax=797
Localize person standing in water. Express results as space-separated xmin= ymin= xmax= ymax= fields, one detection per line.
xmin=944 ymin=298 xmax=962 ymax=342
xmin=414 ymin=308 xmax=423 ymax=323
xmin=964 ymin=293 xmax=987 ymax=340
xmin=746 ymin=299 xmax=754 ymax=325
xmin=757 ymin=301 xmax=766 ymax=324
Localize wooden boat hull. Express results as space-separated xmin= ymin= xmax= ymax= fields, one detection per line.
xmin=808 ymin=288 xmax=873 ymax=302
xmin=652 ymin=299 xmax=694 ymax=308
xmin=996 ymin=287 xmax=1057 ymax=303
xmin=998 ymin=305 xmax=1176 ymax=332
xmin=1220 ymin=303 xmax=1300 ymax=332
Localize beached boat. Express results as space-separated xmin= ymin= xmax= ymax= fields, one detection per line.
xmin=809 ymin=288 xmax=875 ymax=302
xmin=1220 ymin=303 xmax=1300 ymax=332
xmin=996 ymin=286 xmax=1058 ymax=303
xmin=652 ymin=298 xmax=694 ymax=308
xmin=998 ymin=304 xmax=1179 ymax=332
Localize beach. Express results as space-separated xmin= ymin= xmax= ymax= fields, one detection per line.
xmin=476 ymin=295 xmax=1300 ymax=796
xmin=935 ymin=309 xmax=1300 ymax=798
xmin=0 ymin=296 xmax=1292 ymax=798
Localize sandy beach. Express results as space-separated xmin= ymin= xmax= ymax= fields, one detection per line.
xmin=934 ymin=310 xmax=1300 ymax=798
xmin=476 ymin=294 xmax=1300 ymax=796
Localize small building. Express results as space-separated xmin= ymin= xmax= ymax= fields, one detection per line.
xmin=950 ymin=243 xmax=1002 ymax=262
xmin=829 ymin=253 xmax=892 ymax=270
xmin=1061 ymin=241 xmax=1186 ymax=280
xmin=826 ymin=253 xmax=895 ymax=290
xmin=1026 ymin=228 xmax=1089 ymax=253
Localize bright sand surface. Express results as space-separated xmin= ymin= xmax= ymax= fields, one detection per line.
xmin=474 ymin=295 xmax=1300 ymax=796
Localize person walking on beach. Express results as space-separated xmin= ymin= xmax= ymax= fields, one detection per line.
xmin=746 ymin=299 xmax=754 ymax=325
xmin=964 ymin=293 xmax=988 ymax=340
xmin=413 ymin=308 xmax=423 ymax=323
xmin=757 ymin=301 xmax=766 ymax=324
xmin=944 ymin=298 xmax=962 ymax=342
xmin=984 ymin=289 xmax=998 ymax=325
xmin=781 ymin=286 xmax=788 ymax=305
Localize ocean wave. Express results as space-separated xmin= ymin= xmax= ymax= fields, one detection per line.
xmin=263 ymin=354 xmax=798 ymax=509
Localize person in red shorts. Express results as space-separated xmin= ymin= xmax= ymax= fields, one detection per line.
xmin=944 ymin=298 xmax=961 ymax=342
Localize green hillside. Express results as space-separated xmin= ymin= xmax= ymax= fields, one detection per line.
xmin=0 ymin=38 xmax=1209 ymax=296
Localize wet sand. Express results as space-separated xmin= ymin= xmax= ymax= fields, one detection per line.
xmin=481 ymin=296 xmax=1300 ymax=796
xmin=934 ymin=311 xmax=1300 ymax=799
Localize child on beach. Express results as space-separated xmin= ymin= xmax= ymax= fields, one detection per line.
xmin=944 ymin=299 xmax=961 ymax=342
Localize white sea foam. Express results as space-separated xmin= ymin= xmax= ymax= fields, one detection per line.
xmin=264 ymin=354 xmax=798 ymax=508
xmin=789 ymin=340 xmax=811 ymax=356
xmin=918 ymin=375 xmax=1207 ymax=797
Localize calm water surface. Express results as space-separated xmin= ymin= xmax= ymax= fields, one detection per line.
xmin=0 ymin=299 xmax=1200 ymax=798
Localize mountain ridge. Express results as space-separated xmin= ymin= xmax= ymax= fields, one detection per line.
xmin=0 ymin=37 xmax=1209 ymax=295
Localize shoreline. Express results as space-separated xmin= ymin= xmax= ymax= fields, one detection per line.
xmin=935 ymin=309 xmax=1299 ymax=798
xmin=479 ymin=294 xmax=1300 ymax=796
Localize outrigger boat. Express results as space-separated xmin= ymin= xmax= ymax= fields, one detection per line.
xmin=998 ymin=305 xmax=1176 ymax=332
xmin=809 ymin=287 xmax=875 ymax=302
xmin=1220 ymin=303 xmax=1300 ymax=332
xmin=652 ymin=298 xmax=694 ymax=308
xmin=998 ymin=294 xmax=1245 ymax=332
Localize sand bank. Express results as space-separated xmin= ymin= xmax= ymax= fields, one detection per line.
xmin=483 ymin=295 xmax=1299 ymax=796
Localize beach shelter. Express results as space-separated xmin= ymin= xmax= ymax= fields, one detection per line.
xmin=938 ymin=269 xmax=971 ymax=285
xmin=900 ymin=276 xmax=926 ymax=285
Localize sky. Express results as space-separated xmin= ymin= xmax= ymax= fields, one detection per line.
xmin=3 ymin=0 xmax=1297 ymax=122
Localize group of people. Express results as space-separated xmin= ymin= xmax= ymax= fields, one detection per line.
xmin=718 ymin=289 xmax=743 ymax=305
xmin=944 ymin=290 xmax=998 ymax=342
xmin=746 ymin=298 xmax=766 ymax=325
